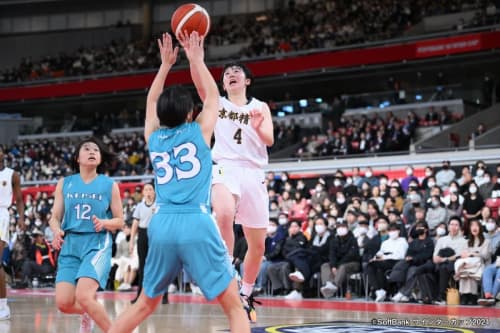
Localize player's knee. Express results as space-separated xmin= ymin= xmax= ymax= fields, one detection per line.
xmin=215 ymin=210 xmax=235 ymax=226
xmin=56 ymin=296 xmax=75 ymax=313
xmin=75 ymin=288 xmax=94 ymax=310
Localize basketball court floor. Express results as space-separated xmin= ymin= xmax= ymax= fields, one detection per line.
xmin=2 ymin=288 xmax=500 ymax=332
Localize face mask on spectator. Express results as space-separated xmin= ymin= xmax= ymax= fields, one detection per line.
xmin=431 ymin=199 xmax=440 ymax=208
xmin=35 ymin=221 xmax=42 ymax=227
xmin=425 ymin=170 xmax=432 ymax=177
xmin=365 ymin=171 xmax=372 ymax=178
xmin=334 ymin=179 xmax=341 ymax=187
xmin=436 ymin=227 xmax=446 ymax=236
xmin=315 ymin=185 xmax=322 ymax=192
xmin=449 ymin=186 xmax=458 ymax=193
xmin=281 ymin=175 xmax=288 ymax=182
xmin=267 ymin=225 xmax=277 ymax=234
xmin=469 ymin=186 xmax=477 ymax=194
xmin=476 ymin=169 xmax=484 ymax=177
xmin=416 ymin=228 xmax=426 ymax=236
xmin=358 ymin=226 xmax=368 ymax=235
xmin=486 ymin=222 xmax=497 ymax=232
xmin=336 ymin=227 xmax=348 ymax=236
xmin=346 ymin=177 xmax=353 ymax=185
xmin=484 ymin=176 xmax=490 ymax=183
xmin=379 ymin=178 xmax=387 ymax=185
xmin=388 ymin=230 xmax=399 ymax=239
xmin=427 ymin=181 xmax=435 ymax=188
xmin=315 ymin=225 xmax=326 ymax=234
xmin=406 ymin=168 xmax=413 ymax=176
xmin=278 ymin=217 xmax=288 ymax=225
xmin=336 ymin=197 xmax=346 ymax=204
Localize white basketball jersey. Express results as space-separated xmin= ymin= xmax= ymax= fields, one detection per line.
xmin=0 ymin=167 xmax=14 ymax=208
xmin=212 ymin=96 xmax=269 ymax=168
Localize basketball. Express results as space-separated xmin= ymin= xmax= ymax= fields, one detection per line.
xmin=171 ymin=3 xmax=210 ymax=39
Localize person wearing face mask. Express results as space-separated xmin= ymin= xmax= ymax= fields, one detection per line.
xmin=343 ymin=177 xmax=360 ymax=198
xmin=390 ymin=222 xmax=435 ymax=303
xmin=435 ymin=160 xmax=456 ymax=189
xmin=425 ymin=195 xmax=448 ymax=232
xmin=463 ymin=182 xmax=484 ymax=220
xmin=432 ymin=216 xmax=467 ymax=305
xmin=286 ymin=217 xmax=332 ymax=300
xmin=335 ymin=192 xmax=348 ymax=214
xmin=367 ymin=222 xmax=408 ymax=302
xmin=434 ymin=222 xmax=448 ymax=242
xmin=421 ymin=166 xmax=434 ymax=190
xmin=401 ymin=166 xmax=419 ymax=193
xmin=311 ymin=181 xmax=328 ymax=208
xmin=473 ymin=162 xmax=488 ymax=187
xmin=320 ymin=220 xmax=360 ymax=298
xmin=360 ymin=167 xmax=379 ymax=188
xmin=484 ymin=218 xmax=498 ymax=240
xmin=267 ymin=221 xmax=307 ymax=298
xmin=328 ymin=178 xmax=344 ymax=198
xmin=478 ymin=171 xmax=494 ymax=199
xmin=254 ymin=219 xmax=286 ymax=295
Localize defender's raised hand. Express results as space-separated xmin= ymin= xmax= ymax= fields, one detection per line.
xmin=157 ymin=33 xmax=179 ymax=67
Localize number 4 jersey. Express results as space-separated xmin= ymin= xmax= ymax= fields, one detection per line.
xmin=148 ymin=122 xmax=212 ymax=213
xmin=212 ymin=96 xmax=269 ymax=168
xmin=61 ymin=174 xmax=113 ymax=233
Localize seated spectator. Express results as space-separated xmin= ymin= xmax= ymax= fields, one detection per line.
xmin=320 ymin=220 xmax=360 ymax=298
xmin=286 ymin=217 xmax=332 ymax=300
xmin=19 ymin=229 xmax=56 ymax=288
xmin=478 ymin=238 xmax=500 ymax=306
xmin=390 ymin=222 xmax=435 ymax=303
xmin=425 ymin=195 xmax=448 ymax=231
xmin=435 ymin=160 xmax=456 ymax=189
xmin=367 ymin=222 xmax=408 ymax=302
xmin=479 ymin=172 xmax=494 ymax=199
xmin=254 ymin=219 xmax=286 ymax=295
xmin=111 ymin=224 xmax=138 ymax=291
xmin=454 ymin=219 xmax=490 ymax=305
xmin=432 ymin=216 xmax=467 ymax=305
xmin=267 ymin=220 xmax=307 ymax=297
xmin=463 ymin=182 xmax=484 ymax=220
xmin=401 ymin=166 xmax=419 ymax=192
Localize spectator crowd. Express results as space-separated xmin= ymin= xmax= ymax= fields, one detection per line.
xmin=1 ymin=0 xmax=498 ymax=83
xmin=3 ymin=156 xmax=500 ymax=307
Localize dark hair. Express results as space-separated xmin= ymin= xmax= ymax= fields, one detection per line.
xmin=467 ymin=219 xmax=485 ymax=247
xmin=156 ymin=86 xmax=194 ymax=128
xmin=221 ymin=61 xmax=253 ymax=85
xmin=71 ymin=137 xmax=115 ymax=174
xmin=448 ymin=215 xmax=462 ymax=227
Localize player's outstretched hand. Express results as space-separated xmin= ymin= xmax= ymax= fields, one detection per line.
xmin=178 ymin=30 xmax=204 ymax=63
xmin=52 ymin=228 xmax=65 ymax=250
xmin=157 ymin=32 xmax=179 ymax=67
xmin=249 ymin=108 xmax=264 ymax=130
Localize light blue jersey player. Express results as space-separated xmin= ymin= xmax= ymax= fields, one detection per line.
xmin=109 ymin=32 xmax=250 ymax=333
xmin=49 ymin=137 xmax=124 ymax=332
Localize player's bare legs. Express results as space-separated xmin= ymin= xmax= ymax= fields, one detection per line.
xmin=217 ymin=279 xmax=251 ymax=333
xmin=108 ymin=292 xmax=162 ymax=333
xmin=241 ymin=226 xmax=266 ymax=291
xmin=212 ymin=184 xmax=237 ymax=254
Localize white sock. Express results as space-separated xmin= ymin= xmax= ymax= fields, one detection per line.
xmin=240 ymin=282 xmax=254 ymax=297
xmin=0 ymin=298 xmax=6 ymax=308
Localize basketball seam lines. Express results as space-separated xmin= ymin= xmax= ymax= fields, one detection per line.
xmin=175 ymin=5 xmax=209 ymax=38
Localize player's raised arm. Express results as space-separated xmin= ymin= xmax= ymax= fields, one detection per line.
xmin=145 ymin=33 xmax=179 ymax=143
xmin=178 ymin=31 xmax=219 ymax=146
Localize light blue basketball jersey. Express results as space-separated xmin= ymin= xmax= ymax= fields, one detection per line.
xmin=61 ymin=174 xmax=113 ymax=233
xmin=148 ymin=122 xmax=212 ymax=213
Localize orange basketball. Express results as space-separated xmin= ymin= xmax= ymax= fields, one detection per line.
xmin=171 ymin=3 xmax=210 ymax=39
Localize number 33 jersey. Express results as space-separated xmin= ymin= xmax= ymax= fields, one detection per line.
xmin=62 ymin=174 xmax=113 ymax=233
xmin=212 ymin=96 xmax=268 ymax=168
xmin=148 ymin=122 xmax=212 ymax=213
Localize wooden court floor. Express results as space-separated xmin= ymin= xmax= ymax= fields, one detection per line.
xmin=2 ymin=288 xmax=500 ymax=332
